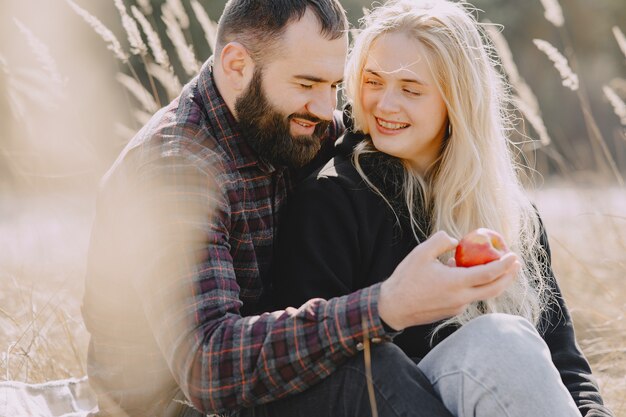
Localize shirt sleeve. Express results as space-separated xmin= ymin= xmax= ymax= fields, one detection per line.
xmin=130 ymin=148 xmax=389 ymax=415
xmin=538 ymin=217 xmax=615 ymax=417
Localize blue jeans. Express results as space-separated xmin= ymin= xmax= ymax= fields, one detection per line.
xmin=417 ymin=313 xmax=580 ymax=417
xmin=185 ymin=314 xmax=579 ymax=417
xmin=236 ymin=342 xmax=453 ymax=417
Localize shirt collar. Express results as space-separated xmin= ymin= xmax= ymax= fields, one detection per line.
xmin=196 ymin=57 xmax=276 ymax=173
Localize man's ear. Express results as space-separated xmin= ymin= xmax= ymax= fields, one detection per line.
xmin=219 ymin=42 xmax=255 ymax=92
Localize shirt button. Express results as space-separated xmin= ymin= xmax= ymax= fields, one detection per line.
xmin=356 ymin=342 xmax=365 ymax=351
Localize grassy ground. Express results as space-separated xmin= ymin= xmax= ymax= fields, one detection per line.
xmin=531 ymin=185 xmax=626 ymax=414
xmin=1 ymin=185 xmax=624 ymax=415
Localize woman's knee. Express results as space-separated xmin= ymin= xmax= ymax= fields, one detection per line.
xmin=455 ymin=313 xmax=553 ymax=372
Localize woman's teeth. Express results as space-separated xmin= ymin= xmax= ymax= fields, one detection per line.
xmin=377 ymin=118 xmax=408 ymax=130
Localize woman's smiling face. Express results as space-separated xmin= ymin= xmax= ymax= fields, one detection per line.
xmin=361 ymin=31 xmax=449 ymax=175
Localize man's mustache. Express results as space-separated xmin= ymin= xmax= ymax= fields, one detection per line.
xmin=288 ymin=113 xmax=327 ymax=125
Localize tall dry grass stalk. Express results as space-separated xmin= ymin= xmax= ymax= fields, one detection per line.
xmin=613 ymin=26 xmax=626 ymax=62
xmin=539 ymin=0 xmax=564 ymax=28
xmin=162 ymin=3 xmax=200 ymax=76
xmin=136 ymin=0 xmax=152 ymax=16
xmin=113 ymin=0 xmax=147 ymax=57
xmin=486 ymin=25 xmax=551 ymax=147
xmin=116 ymin=72 xmax=158 ymax=114
xmin=147 ymin=63 xmax=182 ymax=100
xmin=13 ymin=19 xmax=65 ymax=91
xmin=534 ymin=9 xmax=625 ymax=185
xmin=65 ymin=0 xmax=128 ymax=63
xmin=533 ymin=39 xmax=579 ymax=91
xmin=603 ymin=86 xmax=626 ymax=126
xmin=2 ymin=22 xmax=66 ymax=142
xmin=131 ymin=5 xmax=171 ymax=69
xmin=610 ymin=78 xmax=626 ymax=96
xmin=190 ymin=0 xmax=218 ymax=54
xmin=166 ymin=0 xmax=190 ymax=30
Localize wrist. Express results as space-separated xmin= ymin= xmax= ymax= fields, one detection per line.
xmin=378 ymin=281 xmax=404 ymax=331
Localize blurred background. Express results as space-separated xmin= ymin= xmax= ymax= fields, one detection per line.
xmin=1 ymin=0 xmax=625 ymax=414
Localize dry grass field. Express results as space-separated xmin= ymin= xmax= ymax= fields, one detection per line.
xmin=530 ymin=185 xmax=626 ymax=414
xmin=1 ymin=0 xmax=625 ymax=415
xmin=1 ymin=184 xmax=625 ymax=415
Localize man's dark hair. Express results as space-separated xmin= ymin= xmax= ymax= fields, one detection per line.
xmin=215 ymin=0 xmax=348 ymax=64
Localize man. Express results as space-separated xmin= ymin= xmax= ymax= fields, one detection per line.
xmin=84 ymin=1 xmax=520 ymax=416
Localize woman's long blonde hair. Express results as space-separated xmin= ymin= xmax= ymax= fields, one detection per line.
xmin=345 ymin=0 xmax=552 ymax=332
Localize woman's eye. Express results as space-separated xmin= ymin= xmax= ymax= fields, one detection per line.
xmin=300 ymin=84 xmax=313 ymax=89
xmin=404 ymin=89 xmax=421 ymax=96
xmin=365 ymin=79 xmax=381 ymax=86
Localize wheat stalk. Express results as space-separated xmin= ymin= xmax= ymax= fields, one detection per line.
xmin=65 ymin=0 xmax=128 ymax=62
xmin=603 ymin=86 xmax=626 ymax=126
xmin=539 ymin=0 xmax=564 ymax=28
xmin=131 ymin=6 xmax=171 ymax=68
xmin=190 ymin=0 xmax=218 ymax=54
xmin=137 ymin=0 xmax=153 ymax=16
xmin=166 ymin=0 xmax=190 ymax=29
xmin=162 ymin=4 xmax=200 ymax=76
xmin=13 ymin=19 xmax=65 ymax=90
xmin=533 ymin=39 xmax=579 ymax=91
xmin=147 ymin=63 xmax=182 ymax=100
xmin=612 ymin=26 xmax=626 ymax=62
xmin=486 ymin=25 xmax=551 ymax=147
xmin=514 ymin=97 xmax=552 ymax=147
xmin=116 ymin=72 xmax=158 ymax=113
xmin=9 ymin=73 xmax=57 ymax=110
xmin=114 ymin=0 xmax=147 ymax=56
xmin=610 ymin=77 xmax=626 ymax=96
xmin=2 ymin=59 xmax=28 ymax=121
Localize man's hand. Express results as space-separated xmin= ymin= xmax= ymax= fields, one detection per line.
xmin=378 ymin=231 xmax=520 ymax=331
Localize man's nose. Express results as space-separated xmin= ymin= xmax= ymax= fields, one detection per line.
xmin=306 ymin=87 xmax=337 ymax=121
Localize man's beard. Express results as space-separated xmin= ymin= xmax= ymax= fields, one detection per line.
xmin=234 ymin=69 xmax=330 ymax=168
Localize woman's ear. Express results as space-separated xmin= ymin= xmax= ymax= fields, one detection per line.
xmin=219 ymin=42 xmax=255 ymax=92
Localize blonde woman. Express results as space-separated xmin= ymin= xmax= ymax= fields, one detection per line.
xmin=271 ymin=0 xmax=613 ymax=416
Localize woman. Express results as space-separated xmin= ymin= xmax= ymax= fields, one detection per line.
xmin=271 ymin=0 xmax=613 ymax=416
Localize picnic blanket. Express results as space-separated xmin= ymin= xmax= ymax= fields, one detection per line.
xmin=0 ymin=377 xmax=96 ymax=417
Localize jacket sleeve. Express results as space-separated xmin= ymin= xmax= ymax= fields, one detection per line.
xmin=131 ymin=149 xmax=389 ymax=415
xmin=538 ymin=218 xmax=615 ymax=417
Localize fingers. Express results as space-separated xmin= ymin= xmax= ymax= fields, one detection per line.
xmin=460 ymin=252 xmax=519 ymax=287
xmin=420 ymin=231 xmax=459 ymax=259
xmin=469 ymin=266 xmax=519 ymax=300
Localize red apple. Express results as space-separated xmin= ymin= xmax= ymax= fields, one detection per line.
xmin=455 ymin=228 xmax=509 ymax=267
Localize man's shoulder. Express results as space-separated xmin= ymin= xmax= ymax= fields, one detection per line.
xmin=109 ymin=96 xmax=238 ymax=185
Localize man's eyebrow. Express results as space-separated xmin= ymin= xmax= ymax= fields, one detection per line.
xmin=294 ymin=75 xmax=343 ymax=85
xmin=364 ymin=68 xmax=428 ymax=86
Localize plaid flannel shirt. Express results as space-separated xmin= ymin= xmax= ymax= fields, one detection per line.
xmin=83 ymin=61 xmax=390 ymax=416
